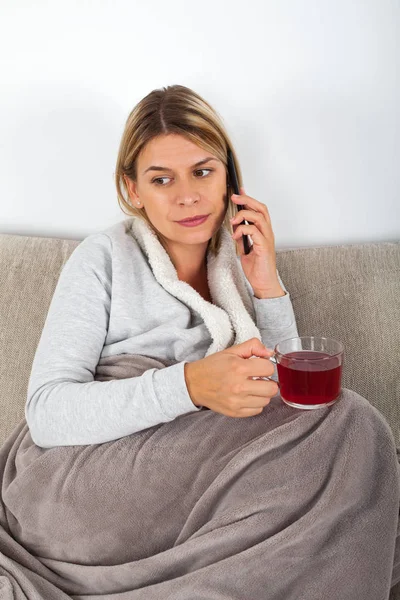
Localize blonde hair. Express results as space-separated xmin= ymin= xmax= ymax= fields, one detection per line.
xmin=114 ymin=84 xmax=244 ymax=256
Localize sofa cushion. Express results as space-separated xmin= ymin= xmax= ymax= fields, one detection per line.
xmin=276 ymin=240 xmax=399 ymax=447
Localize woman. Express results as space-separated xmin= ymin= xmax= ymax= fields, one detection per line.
xmin=0 ymin=84 xmax=398 ymax=599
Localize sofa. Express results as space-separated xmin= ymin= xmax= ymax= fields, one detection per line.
xmin=0 ymin=231 xmax=399 ymax=598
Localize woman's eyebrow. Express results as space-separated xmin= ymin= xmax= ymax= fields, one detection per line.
xmin=143 ymin=157 xmax=218 ymax=175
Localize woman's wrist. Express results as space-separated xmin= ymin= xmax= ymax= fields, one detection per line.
xmin=253 ymin=287 xmax=286 ymax=299
xmin=184 ymin=362 xmax=202 ymax=407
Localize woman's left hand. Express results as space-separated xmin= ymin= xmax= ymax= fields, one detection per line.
xmin=230 ymin=187 xmax=286 ymax=299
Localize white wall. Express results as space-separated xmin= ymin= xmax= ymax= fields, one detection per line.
xmin=0 ymin=0 xmax=399 ymax=250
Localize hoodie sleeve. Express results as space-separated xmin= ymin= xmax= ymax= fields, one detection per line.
xmin=249 ymin=270 xmax=299 ymax=381
xmin=25 ymin=233 xmax=201 ymax=449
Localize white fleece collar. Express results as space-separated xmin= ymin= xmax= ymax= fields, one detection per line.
xmin=129 ymin=217 xmax=262 ymax=356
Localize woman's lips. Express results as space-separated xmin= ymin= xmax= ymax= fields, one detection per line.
xmin=176 ymin=215 xmax=209 ymax=227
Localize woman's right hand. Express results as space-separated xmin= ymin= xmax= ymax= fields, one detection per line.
xmin=184 ymin=338 xmax=279 ymax=417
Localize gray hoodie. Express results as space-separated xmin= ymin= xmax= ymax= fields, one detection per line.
xmin=25 ymin=217 xmax=299 ymax=448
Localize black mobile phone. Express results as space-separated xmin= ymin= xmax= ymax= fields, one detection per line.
xmin=227 ymin=148 xmax=252 ymax=255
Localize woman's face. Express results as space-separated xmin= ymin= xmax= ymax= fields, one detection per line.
xmin=125 ymin=133 xmax=228 ymax=252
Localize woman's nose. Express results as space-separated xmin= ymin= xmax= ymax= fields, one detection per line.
xmin=178 ymin=195 xmax=199 ymax=205
xmin=176 ymin=184 xmax=200 ymax=204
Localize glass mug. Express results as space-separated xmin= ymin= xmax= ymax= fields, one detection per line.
xmin=269 ymin=336 xmax=344 ymax=409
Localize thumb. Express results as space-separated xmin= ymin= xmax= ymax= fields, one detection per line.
xmin=228 ymin=337 xmax=274 ymax=359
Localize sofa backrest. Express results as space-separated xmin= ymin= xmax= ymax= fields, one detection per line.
xmin=0 ymin=232 xmax=399 ymax=448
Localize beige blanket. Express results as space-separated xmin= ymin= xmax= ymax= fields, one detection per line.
xmin=0 ymin=353 xmax=399 ymax=599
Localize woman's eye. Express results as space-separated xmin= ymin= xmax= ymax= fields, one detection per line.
xmin=152 ymin=177 xmax=170 ymax=186
xmin=151 ymin=169 xmax=213 ymax=186
xmin=194 ymin=168 xmax=213 ymax=177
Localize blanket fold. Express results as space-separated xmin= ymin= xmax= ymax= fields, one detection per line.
xmin=1 ymin=353 xmax=399 ymax=600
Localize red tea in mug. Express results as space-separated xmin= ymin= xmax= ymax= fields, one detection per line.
xmin=276 ymin=350 xmax=342 ymax=407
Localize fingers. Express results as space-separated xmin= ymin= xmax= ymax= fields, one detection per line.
xmin=231 ymin=396 xmax=273 ymax=418
xmin=234 ymin=406 xmax=265 ymax=418
xmin=245 ymin=379 xmax=280 ymax=399
xmin=246 ymin=356 xmax=276 ymax=379
xmin=230 ymin=208 xmax=270 ymax=227
xmin=231 ymin=209 xmax=270 ymax=239
xmin=231 ymin=223 xmax=269 ymax=246
xmin=231 ymin=194 xmax=271 ymax=224
xmin=243 ymin=356 xmax=279 ymax=399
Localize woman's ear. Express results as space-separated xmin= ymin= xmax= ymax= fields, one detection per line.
xmin=124 ymin=174 xmax=139 ymax=203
